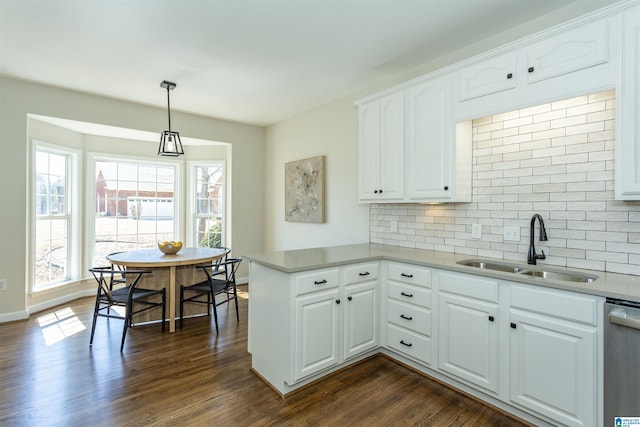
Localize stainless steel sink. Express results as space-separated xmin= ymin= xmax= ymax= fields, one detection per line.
xmin=457 ymin=260 xmax=523 ymax=273
xmin=457 ymin=259 xmax=598 ymax=283
xmin=519 ymin=269 xmax=597 ymax=283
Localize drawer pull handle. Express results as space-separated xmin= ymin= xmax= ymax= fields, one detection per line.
xmin=400 ymin=273 xmax=413 ymax=278
xmin=359 ymin=272 xmax=370 ymax=276
xmin=400 ymin=340 xmax=412 ymax=347
xmin=314 ymin=280 xmax=327 ymax=285
xmin=400 ymin=314 xmax=413 ymax=320
xmin=400 ymin=292 xmax=414 ymax=298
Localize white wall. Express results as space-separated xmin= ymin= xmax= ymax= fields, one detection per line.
xmin=263 ymin=97 xmax=369 ymax=251
xmin=0 ymin=76 xmax=264 ymax=321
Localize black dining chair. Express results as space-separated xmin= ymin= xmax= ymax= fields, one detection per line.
xmin=179 ymin=257 xmax=243 ymax=333
xmin=88 ymin=266 xmax=166 ymax=351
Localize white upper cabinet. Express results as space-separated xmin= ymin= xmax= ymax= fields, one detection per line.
xmin=524 ymin=20 xmax=609 ymax=84
xmin=618 ymin=5 xmax=640 ymax=200
xmin=454 ymin=18 xmax=617 ymax=121
xmin=405 ymin=74 xmax=466 ymax=202
xmin=357 ymin=74 xmax=471 ymax=204
xmin=358 ymin=93 xmax=404 ymax=202
xmin=458 ymin=52 xmax=518 ymax=101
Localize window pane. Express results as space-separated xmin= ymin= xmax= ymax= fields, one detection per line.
xmin=193 ymin=165 xmax=224 ymax=248
xmin=34 ymin=148 xmax=70 ymax=288
xmin=93 ymin=159 xmax=176 ymax=266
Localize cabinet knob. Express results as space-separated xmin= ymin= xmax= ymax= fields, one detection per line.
xmin=400 ymin=314 xmax=413 ymax=320
xmin=347 ymin=296 xmax=353 ymax=301
xmin=336 ymin=299 xmax=341 ymax=304
xmin=443 ymin=186 xmax=449 ymax=191
xmin=400 ymin=340 xmax=413 ymax=347
xmin=507 ymin=73 xmax=513 ymax=79
xmin=528 ymin=66 xmax=534 ymax=73
xmin=488 ymin=315 xmax=494 ymax=322
xmin=379 ymin=189 xmax=383 ymax=194
xmin=374 ymin=190 xmax=378 ymax=194
xmin=510 ymin=322 xmax=517 ymax=329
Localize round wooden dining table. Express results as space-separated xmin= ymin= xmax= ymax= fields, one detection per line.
xmin=107 ymin=247 xmax=227 ymax=333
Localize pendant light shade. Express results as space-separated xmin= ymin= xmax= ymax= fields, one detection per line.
xmin=158 ymin=80 xmax=184 ymax=157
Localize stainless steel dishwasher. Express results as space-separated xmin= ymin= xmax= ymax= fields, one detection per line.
xmin=604 ymin=298 xmax=640 ymax=426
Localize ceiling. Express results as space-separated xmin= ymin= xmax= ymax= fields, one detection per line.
xmin=0 ymin=0 xmax=620 ymax=127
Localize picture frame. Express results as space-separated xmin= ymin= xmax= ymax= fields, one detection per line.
xmin=285 ymin=155 xmax=325 ymax=223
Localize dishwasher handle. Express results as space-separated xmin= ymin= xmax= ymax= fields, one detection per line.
xmin=609 ymin=309 xmax=640 ymax=330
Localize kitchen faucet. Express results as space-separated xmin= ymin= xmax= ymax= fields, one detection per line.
xmin=527 ymin=213 xmax=548 ymax=265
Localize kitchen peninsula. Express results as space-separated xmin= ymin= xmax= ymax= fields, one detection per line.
xmin=247 ymin=243 xmax=640 ymax=427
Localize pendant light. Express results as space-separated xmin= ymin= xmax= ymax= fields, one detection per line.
xmin=158 ymin=80 xmax=184 ymax=157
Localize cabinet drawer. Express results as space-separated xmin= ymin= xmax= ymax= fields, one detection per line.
xmin=387 ymin=324 xmax=431 ymax=364
xmin=438 ymin=271 xmax=498 ymax=303
xmin=343 ymin=262 xmax=379 ymax=285
xmin=388 ymin=282 xmax=432 ymax=308
xmin=509 ymin=283 xmax=599 ymax=326
xmin=295 ymin=268 xmax=340 ymax=296
xmin=388 ymin=300 xmax=431 ymax=336
xmin=388 ymin=263 xmax=431 ymax=287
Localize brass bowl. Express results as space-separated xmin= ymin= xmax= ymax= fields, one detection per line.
xmin=158 ymin=241 xmax=182 ymax=255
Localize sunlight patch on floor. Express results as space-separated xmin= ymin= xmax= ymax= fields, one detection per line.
xmin=37 ymin=307 xmax=86 ymax=346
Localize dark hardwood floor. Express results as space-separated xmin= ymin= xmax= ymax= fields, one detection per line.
xmin=0 ymin=286 xmax=528 ymax=426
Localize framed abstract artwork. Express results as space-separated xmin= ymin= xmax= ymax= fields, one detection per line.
xmin=285 ymin=155 xmax=325 ymax=223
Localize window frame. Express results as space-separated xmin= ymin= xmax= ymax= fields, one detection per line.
xmin=30 ymin=141 xmax=81 ymax=292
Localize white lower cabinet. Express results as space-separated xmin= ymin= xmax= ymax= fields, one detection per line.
xmin=343 ymin=280 xmax=378 ymax=360
xmin=293 ymin=263 xmax=379 ymax=383
xmin=438 ymin=271 xmax=500 ymax=395
xmin=250 ymin=259 xmax=602 ymax=426
xmin=294 ymin=287 xmax=341 ymax=382
xmin=508 ymin=283 xmax=600 ymax=427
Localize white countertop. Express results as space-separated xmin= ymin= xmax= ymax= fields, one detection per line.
xmin=245 ymin=243 xmax=640 ymax=303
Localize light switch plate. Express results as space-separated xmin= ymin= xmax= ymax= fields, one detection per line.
xmin=504 ymin=226 xmax=521 ymax=241
xmin=471 ymin=224 xmax=482 ymax=239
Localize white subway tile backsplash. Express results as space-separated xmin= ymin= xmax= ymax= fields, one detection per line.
xmin=370 ymin=90 xmax=639 ymax=276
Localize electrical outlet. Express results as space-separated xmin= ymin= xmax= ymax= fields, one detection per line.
xmin=471 ymin=224 xmax=482 ymax=239
xmin=504 ymin=226 xmax=521 ymax=242
xmin=390 ymin=220 xmax=398 ymax=233
xmin=0 ymin=278 xmax=7 ymax=291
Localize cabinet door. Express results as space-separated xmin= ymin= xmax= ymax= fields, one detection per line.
xmin=358 ymin=93 xmax=404 ymax=201
xmin=458 ymin=52 xmax=518 ymax=101
xmin=343 ymin=281 xmax=378 ymax=359
xmin=618 ymin=7 xmax=640 ymax=199
xmin=405 ymin=74 xmax=453 ymax=201
xmin=509 ymin=310 xmax=596 ymax=427
xmin=438 ymin=292 xmax=499 ymax=394
xmin=293 ymin=288 xmax=340 ymax=382
xmin=525 ymin=20 xmax=609 ymax=85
